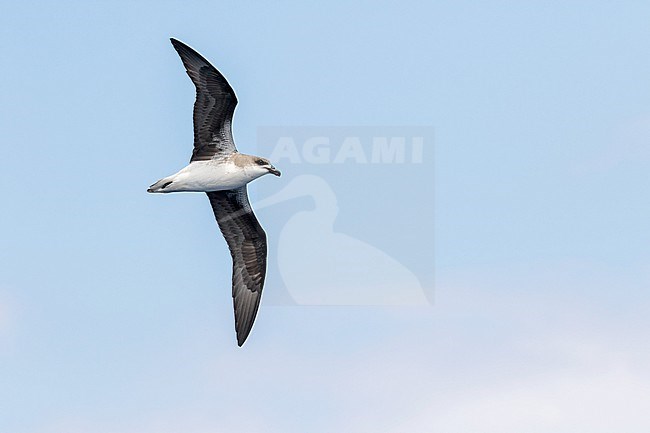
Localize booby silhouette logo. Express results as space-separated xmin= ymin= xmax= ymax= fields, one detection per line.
xmin=256 ymin=126 xmax=434 ymax=306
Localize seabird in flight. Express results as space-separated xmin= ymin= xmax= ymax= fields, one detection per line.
xmin=148 ymin=38 xmax=281 ymax=346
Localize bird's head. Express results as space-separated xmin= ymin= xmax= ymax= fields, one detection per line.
xmin=246 ymin=156 xmax=281 ymax=178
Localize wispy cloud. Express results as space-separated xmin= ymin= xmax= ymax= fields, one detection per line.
xmin=573 ymin=114 xmax=650 ymax=174
xmin=390 ymin=355 xmax=650 ymax=433
xmin=24 ymin=260 xmax=650 ymax=433
xmin=0 ymin=290 xmax=11 ymax=339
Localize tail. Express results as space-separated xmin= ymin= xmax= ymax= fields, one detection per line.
xmin=147 ymin=176 xmax=174 ymax=193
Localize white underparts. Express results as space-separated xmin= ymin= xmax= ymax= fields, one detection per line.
xmin=148 ymin=159 xmax=264 ymax=193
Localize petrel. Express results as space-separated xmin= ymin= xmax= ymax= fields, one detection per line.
xmin=148 ymin=38 xmax=281 ymax=346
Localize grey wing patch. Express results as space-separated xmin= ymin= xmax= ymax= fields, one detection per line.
xmin=207 ymin=187 xmax=267 ymax=346
xmin=170 ymin=38 xmax=238 ymax=162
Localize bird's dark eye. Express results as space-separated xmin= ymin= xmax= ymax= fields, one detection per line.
xmin=256 ymin=159 xmax=266 ymax=165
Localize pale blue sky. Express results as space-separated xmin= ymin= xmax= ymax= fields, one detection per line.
xmin=2 ymin=1 xmax=650 ymax=432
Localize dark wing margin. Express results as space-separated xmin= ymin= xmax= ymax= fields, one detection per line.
xmin=207 ymin=187 xmax=267 ymax=346
xmin=170 ymin=38 xmax=238 ymax=162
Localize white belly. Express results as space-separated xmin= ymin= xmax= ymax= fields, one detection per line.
xmin=165 ymin=161 xmax=252 ymax=192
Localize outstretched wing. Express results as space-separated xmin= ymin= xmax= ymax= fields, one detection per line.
xmin=206 ymin=187 xmax=267 ymax=346
xmin=170 ymin=38 xmax=238 ymax=162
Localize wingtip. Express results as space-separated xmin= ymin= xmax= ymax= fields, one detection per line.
xmin=236 ymin=329 xmax=250 ymax=347
xmin=236 ymin=334 xmax=247 ymax=347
